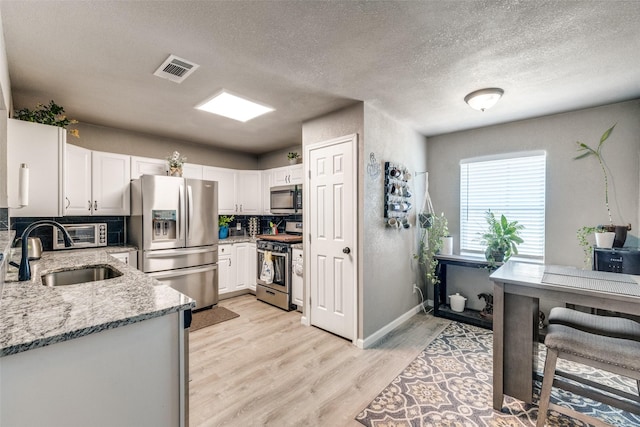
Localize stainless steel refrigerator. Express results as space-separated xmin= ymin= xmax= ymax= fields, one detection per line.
xmin=128 ymin=175 xmax=218 ymax=310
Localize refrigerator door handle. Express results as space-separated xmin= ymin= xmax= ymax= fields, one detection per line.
xmin=145 ymin=247 xmax=217 ymax=258
xmin=148 ymin=264 xmax=217 ymax=279
xmin=178 ymin=184 xmax=185 ymax=241
xmin=187 ymin=185 xmax=194 ymax=241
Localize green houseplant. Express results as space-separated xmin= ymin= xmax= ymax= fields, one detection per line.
xmin=14 ymin=100 xmax=79 ymax=137
xmin=481 ymin=210 xmax=524 ymax=267
xmin=574 ymin=124 xmax=631 ymax=247
xmin=218 ymin=215 xmax=235 ymax=239
xmin=287 ymin=152 xmax=299 ymax=165
xmin=416 ymin=212 xmax=449 ymax=287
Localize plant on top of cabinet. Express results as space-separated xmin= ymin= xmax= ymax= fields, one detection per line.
xmin=14 ymin=100 xmax=79 ymax=137
xmin=166 ymin=151 xmax=186 ymax=176
xmin=287 ymin=152 xmax=299 ymax=165
xmin=573 ymin=124 xmax=631 ymax=247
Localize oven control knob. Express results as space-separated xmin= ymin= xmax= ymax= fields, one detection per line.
xmin=343 ymin=247 xmax=351 ymax=254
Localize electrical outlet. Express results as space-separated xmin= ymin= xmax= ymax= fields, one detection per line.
xmin=412 ymin=283 xmax=418 ymax=294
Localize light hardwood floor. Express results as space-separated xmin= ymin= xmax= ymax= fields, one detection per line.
xmin=189 ymin=294 xmax=450 ymax=427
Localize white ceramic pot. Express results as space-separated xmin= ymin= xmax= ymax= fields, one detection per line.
xmin=595 ymin=231 xmax=615 ymax=248
xmin=449 ymin=293 xmax=467 ymax=313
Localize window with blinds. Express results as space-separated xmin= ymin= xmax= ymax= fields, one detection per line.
xmin=460 ymin=151 xmax=546 ymax=259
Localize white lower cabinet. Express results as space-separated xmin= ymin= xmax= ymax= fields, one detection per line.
xmin=110 ymin=250 xmax=138 ymax=270
xmin=218 ymin=242 xmax=257 ymax=295
xmin=236 ymin=242 xmax=257 ymax=291
xmin=218 ymin=244 xmax=236 ymax=295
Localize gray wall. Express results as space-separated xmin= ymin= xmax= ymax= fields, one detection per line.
xmin=427 ymin=99 xmax=640 ymax=305
xmin=257 ymin=144 xmax=303 ymax=170
xmin=302 ymin=102 xmax=365 ymax=337
xmin=362 ymin=104 xmax=427 ymax=338
xmin=72 ymin=122 xmax=259 ymax=170
xmin=302 ymin=102 xmax=429 ymax=341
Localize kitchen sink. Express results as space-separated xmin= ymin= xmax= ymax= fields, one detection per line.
xmin=41 ymin=265 xmax=123 ymax=287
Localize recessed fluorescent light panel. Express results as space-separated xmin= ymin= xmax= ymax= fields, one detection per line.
xmin=195 ymin=90 xmax=275 ymax=122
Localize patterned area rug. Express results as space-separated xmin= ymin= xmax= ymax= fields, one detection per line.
xmin=190 ymin=306 xmax=239 ymax=331
xmin=356 ymin=322 xmax=640 ymax=426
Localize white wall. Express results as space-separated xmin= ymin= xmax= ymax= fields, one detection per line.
xmin=427 ymin=99 xmax=640 ymax=301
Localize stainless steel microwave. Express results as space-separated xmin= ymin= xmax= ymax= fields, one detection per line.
xmin=53 ymin=223 xmax=108 ymax=250
xmin=270 ymin=185 xmax=302 ymax=214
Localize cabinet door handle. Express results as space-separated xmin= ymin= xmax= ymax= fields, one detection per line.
xmin=94 ymin=200 xmax=98 ymax=211
xmin=88 ymin=200 xmax=92 ymax=211
xmin=240 ymin=204 xmax=243 ymax=212
xmin=65 ymin=197 xmax=70 ymax=209
xmin=235 ymin=204 xmax=238 ymax=212
xmin=228 ymin=258 xmax=232 ymax=267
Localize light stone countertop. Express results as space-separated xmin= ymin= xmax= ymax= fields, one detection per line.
xmin=218 ymin=235 xmax=258 ymax=244
xmin=0 ymin=230 xmax=15 ymax=263
xmin=1 ymin=246 xmax=194 ymax=357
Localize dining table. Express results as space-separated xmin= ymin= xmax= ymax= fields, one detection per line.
xmin=489 ymin=260 xmax=640 ymax=410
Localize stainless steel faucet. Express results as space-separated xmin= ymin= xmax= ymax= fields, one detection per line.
xmin=12 ymin=220 xmax=73 ymax=281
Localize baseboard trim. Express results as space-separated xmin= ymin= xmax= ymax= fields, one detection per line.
xmin=359 ymin=300 xmax=433 ymax=349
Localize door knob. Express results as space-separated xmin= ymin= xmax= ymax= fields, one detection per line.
xmin=343 ymin=247 xmax=351 ymax=254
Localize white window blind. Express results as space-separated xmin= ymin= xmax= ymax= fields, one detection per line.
xmin=460 ymin=152 xmax=546 ymax=259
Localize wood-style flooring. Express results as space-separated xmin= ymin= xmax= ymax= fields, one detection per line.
xmin=189 ymin=294 xmax=450 ymax=427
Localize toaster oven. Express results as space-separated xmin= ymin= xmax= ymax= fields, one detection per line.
xmin=53 ymin=223 xmax=108 ymax=250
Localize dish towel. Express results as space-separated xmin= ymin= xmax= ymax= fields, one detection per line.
xmin=260 ymin=251 xmax=274 ymax=284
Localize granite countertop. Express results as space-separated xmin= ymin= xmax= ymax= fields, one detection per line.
xmin=218 ymin=235 xmax=258 ymax=244
xmin=0 ymin=230 xmax=15 ymax=263
xmin=1 ymin=247 xmax=194 ymax=357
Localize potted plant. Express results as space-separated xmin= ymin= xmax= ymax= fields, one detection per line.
xmin=481 ymin=210 xmax=524 ymax=268
xmin=218 ymin=215 xmax=235 ymax=239
xmin=167 ymin=151 xmax=186 ymax=176
xmin=287 ymin=152 xmax=299 ymax=165
xmin=14 ymin=100 xmax=80 ymax=137
xmin=574 ymin=124 xmax=631 ymax=247
xmin=415 ymin=212 xmax=449 ymax=287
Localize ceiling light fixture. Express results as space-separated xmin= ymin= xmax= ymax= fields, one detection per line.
xmin=195 ymin=90 xmax=275 ymax=122
xmin=464 ymin=88 xmax=504 ymax=112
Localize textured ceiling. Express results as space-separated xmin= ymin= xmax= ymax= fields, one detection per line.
xmin=1 ymin=1 xmax=639 ymax=155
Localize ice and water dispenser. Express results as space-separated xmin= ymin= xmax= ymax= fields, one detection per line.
xmin=152 ymin=210 xmax=177 ymax=241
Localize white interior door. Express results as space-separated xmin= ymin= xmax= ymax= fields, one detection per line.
xmin=306 ymin=134 xmax=357 ymax=341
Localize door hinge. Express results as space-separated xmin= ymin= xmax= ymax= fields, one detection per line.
xmin=308 ymin=170 xmax=311 ymax=179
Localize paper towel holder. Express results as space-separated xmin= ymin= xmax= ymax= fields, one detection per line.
xmin=8 ymin=163 xmax=30 ymax=209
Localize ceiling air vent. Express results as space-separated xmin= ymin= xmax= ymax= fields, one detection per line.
xmin=153 ymin=54 xmax=200 ymax=83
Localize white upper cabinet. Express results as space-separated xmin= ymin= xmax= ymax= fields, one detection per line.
xmin=202 ymin=167 xmax=262 ymax=215
xmin=92 ymin=151 xmax=131 ymax=215
xmin=262 ymin=170 xmax=272 ymax=214
xmin=202 ymin=166 xmax=236 ymax=215
xmin=65 ymin=147 xmax=130 ymax=216
xmin=236 ymin=171 xmax=262 ymax=215
xmin=182 ymin=163 xmax=203 ymax=180
xmin=271 ymin=164 xmax=303 ymax=186
xmin=131 ymin=156 xmax=167 ymax=179
xmin=65 ymin=144 xmax=93 ymax=215
xmin=7 ymin=119 xmax=65 ymax=217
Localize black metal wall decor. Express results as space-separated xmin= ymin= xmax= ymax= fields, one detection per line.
xmin=384 ymin=162 xmax=413 ymax=229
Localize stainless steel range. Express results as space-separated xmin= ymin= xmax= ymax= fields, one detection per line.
xmin=256 ymin=221 xmax=302 ymax=311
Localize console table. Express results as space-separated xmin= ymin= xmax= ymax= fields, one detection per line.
xmin=433 ymin=254 xmax=500 ymax=329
